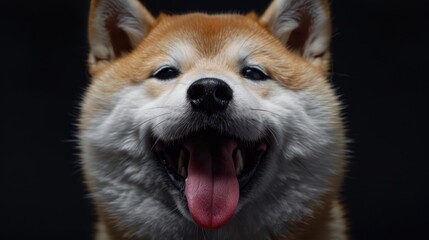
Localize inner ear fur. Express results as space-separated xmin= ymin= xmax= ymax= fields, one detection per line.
xmin=260 ymin=0 xmax=332 ymax=71
xmin=88 ymin=0 xmax=155 ymax=74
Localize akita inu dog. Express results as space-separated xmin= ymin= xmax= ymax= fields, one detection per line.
xmin=79 ymin=0 xmax=348 ymax=239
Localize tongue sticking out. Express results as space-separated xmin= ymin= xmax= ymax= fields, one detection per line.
xmin=184 ymin=137 xmax=239 ymax=229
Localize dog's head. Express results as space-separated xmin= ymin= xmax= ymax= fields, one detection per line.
xmin=80 ymin=0 xmax=345 ymax=238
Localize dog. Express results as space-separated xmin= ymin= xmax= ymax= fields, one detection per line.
xmin=79 ymin=0 xmax=348 ymax=239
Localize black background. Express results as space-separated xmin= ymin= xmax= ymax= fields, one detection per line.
xmin=1 ymin=0 xmax=428 ymax=239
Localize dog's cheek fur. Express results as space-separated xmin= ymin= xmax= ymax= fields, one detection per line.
xmin=80 ymin=82 xmax=192 ymax=238
xmin=213 ymin=77 xmax=343 ymax=234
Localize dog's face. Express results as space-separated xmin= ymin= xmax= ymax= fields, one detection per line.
xmin=80 ymin=0 xmax=345 ymax=238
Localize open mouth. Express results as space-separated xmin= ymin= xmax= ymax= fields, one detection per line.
xmin=154 ymin=129 xmax=267 ymax=229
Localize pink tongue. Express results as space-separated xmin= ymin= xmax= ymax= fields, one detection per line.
xmin=184 ymin=138 xmax=239 ymax=229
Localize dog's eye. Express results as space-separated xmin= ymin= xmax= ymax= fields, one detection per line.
xmin=241 ymin=67 xmax=269 ymax=81
xmin=152 ymin=67 xmax=180 ymax=80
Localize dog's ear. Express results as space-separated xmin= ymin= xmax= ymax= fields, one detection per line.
xmin=88 ymin=0 xmax=155 ymax=74
xmin=260 ymin=0 xmax=331 ymax=70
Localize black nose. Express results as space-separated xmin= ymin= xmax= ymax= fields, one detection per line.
xmin=187 ymin=78 xmax=233 ymax=114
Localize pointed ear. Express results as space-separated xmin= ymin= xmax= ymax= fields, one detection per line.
xmin=88 ymin=0 xmax=155 ymax=74
xmin=260 ymin=0 xmax=331 ymax=69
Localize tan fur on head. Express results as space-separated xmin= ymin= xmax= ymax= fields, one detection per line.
xmin=81 ymin=0 xmax=348 ymax=239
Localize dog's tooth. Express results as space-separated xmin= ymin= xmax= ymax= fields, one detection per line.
xmin=178 ymin=149 xmax=188 ymax=178
xmin=178 ymin=149 xmax=185 ymax=171
xmin=235 ymin=149 xmax=244 ymax=176
xmin=181 ymin=167 xmax=187 ymax=178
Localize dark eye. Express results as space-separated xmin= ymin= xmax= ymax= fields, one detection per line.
xmin=241 ymin=66 xmax=269 ymax=81
xmin=152 ymin=67 xmax=180 ymax=80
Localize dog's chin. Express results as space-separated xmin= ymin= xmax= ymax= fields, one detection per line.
xmin=151 ymin=126 xmax=270 ymax=229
